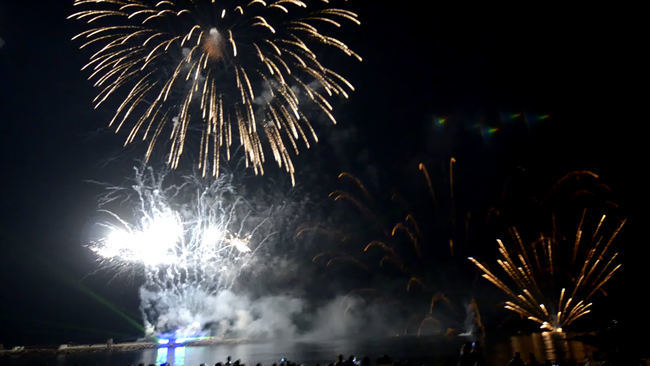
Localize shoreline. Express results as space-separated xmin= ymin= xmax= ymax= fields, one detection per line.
xmin=0 ymin=338 xmax=249 ymax=356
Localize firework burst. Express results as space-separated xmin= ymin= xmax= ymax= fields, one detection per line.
xmin=70 ymin=0 xmax=361 ymax=184
xmin=90 ymin=166 xmax=274 ymax=336
xmin=469 ymin=211 xmax=624 ymax=332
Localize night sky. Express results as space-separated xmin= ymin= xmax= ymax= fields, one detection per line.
xmin=0 ymin=2 xmax=643 ymax=349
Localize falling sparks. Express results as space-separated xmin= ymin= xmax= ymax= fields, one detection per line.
xmin=89 ymin=166 xmax=274 ymax=335
xmin=321 ymin=164 xmax=475 ymax=336
xmin=91 ymin=168 xmax=264 ymax=272
xmin=469 ymin=211 xmax=624 ymax=331
xmin=69 ymin=0 xmax=361 ymax=185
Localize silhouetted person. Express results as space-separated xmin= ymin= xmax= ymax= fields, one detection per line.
xmin=458 ymin=342 xmax=474 ymax=366
xmin=227 ymin=356 xmax=232 ymax=365
xmin=216 ymin=363 xmax=223 ymax=366
xmin=508 ymin=353 xmax=525 ymax=366
xmin=526 ymin=353 xmax=540 ymax=366
xmin=360 ymin=356 xmax=370 ymax=366
xmin=335 ymin=355 xmax=345 ymax=366
xmin=345 ymin=355 xmax=355 ymax=366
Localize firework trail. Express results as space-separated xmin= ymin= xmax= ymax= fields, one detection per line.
xmin=329 ymin=160 xmax=461 ymax=277
xmin=70 ymin=0 xmax=361 ymax=185
xmin=469 ymin=211 xmax=624 ymax=332
xmin=90 ymin=166 xmax=274 ymax=337
xmin=310 ymin=161 xmax=476 ymax=337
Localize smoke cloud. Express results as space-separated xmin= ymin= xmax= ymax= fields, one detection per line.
xmin=140 ymin=287 xmax=402 ymax=341
xmin=140 ymin=288 xmax=304 ymax=339
xmin=91 ymin=165 xmax=409 ymax=342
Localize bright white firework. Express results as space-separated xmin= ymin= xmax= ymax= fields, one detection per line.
xmin=90 ymin=166 xmax=274 ymax=337
xmin=94 ymin=208 xmax=183 ymax=266
xmin=94 ymin=209 xmax=254 ymax=267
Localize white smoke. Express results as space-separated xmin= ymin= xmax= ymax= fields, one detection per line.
xmin=303 ymin=295 xmax=399 ymax=341
xmin=93 ymin=166 xmax=403 ymax=343
xmin=140 ymin=286 xmax=401 ymax=341
xmin=141 ymin=288 xmax=304 ymax=340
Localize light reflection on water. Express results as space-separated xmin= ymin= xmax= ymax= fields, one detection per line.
xmin=147 ymin=347 xmax=188 ymax=366
xmin=5 ymin=337 xmax=463 ymax=366
xmin=144 ymin=340 xmax=392 ymax=366
xmin=156 ymin=348 xmax=169 ymax=365
xmin=507 ymin=332 xmax=593 ymax=364
xmin=3 ymin=334 xmax=593 ymax=366
xmin=175 ymin=347 xmax=186 ymax=365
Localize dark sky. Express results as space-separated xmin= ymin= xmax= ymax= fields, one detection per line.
xmin=0 ymin=3 xmax=643 ymax=347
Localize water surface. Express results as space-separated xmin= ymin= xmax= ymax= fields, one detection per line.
xmin=1 ymin=337 xmax=463 ymax=366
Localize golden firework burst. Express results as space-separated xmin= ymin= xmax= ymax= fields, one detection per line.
xmin=70 ymin=0 xmax=361 ymax=184
xmin=469 ymin=211 xmax=624 ymax=331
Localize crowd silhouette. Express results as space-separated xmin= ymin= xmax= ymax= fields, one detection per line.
xmin=124 ymin=346 xmax=614 ymax=366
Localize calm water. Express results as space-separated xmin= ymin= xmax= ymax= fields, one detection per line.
xmin=0 ymin=337 xmax=464 ymax=366
xmin=0 ymin=333 xmax=594 ymax=366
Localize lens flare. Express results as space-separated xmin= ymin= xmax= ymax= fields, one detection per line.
xmin=69 ymin=0 xmax=361 ymax=185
